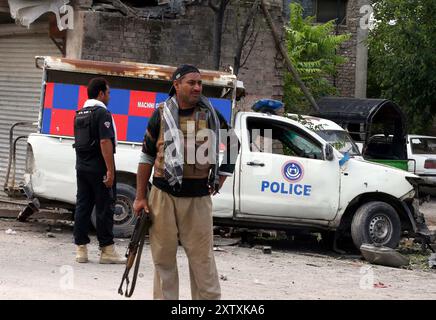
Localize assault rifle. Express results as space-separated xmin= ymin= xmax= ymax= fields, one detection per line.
xmin=118 ymin=209 xmax=152 ymax=297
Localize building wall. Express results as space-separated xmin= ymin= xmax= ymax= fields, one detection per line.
xmin=335 ymin=0 xmax=358 ymax=98
xmin=75 ymin=1 xmax=284 ymax=110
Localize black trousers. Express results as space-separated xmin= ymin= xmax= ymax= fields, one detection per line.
xmin=74 ymin=170 xmax=116 ymax=247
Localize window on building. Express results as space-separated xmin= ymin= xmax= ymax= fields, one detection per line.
xmin=316 ymin=0 xmax=348 ymax=25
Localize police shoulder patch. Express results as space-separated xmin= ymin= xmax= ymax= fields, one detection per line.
xmin=104 ymin=121 xmax=111 ymax=129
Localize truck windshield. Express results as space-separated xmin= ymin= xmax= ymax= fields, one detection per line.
xmin=410 ymin=137 xmax=436 ymax=155
xmin=315 ymin=130 xmax=361 ymax=156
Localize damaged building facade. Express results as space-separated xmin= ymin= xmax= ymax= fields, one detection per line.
xmin=0 ymin=0 xmax=368 ymax=193
xmin=67 ymin=0 xmax=285 ymax=107
xmin=66 ymin=0 xmax=368 ymax=101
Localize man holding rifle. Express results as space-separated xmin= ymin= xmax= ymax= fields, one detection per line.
xmin=133 ymin=65 xmax=236 ymax=300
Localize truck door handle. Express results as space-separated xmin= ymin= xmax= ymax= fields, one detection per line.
xmin=247 ymin=161 xmax=265 ymax=167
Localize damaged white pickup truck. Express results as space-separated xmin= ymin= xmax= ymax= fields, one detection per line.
xmin=212 ymin=110 xmax=434 ymax=249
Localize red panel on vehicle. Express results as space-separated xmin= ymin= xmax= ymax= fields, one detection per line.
xmin=44 ymin=82 xmax=54 ymax=109
xmin=50 ymin=109 xmax=76 ymax=136
xmin=128 ymin=91 xmax=156 ymax=117
xmin=77 ymin=85 xmax=88 ymax=110
xmin=112 ymin=114 xmax=128 ymax=141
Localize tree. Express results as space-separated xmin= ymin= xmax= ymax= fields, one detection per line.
xmin=233 ymin=0 xmax=261 ymax=75
xmin=209 ymin=0 xmax=261 ymax=73
xmin=209 ymin=0 xmax=231 ymax=70
xmin=368 ymin=0 xmax=436 ymax=134
xmin=283 ymin=3 xmax=349 ymax=114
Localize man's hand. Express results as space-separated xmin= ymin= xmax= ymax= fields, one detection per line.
xmin=100 ymin=139 xmax=114 ymax=188
xmin=103 ymin=170 xmax=114 ymax=188
xmin=210 ymin=175 xmax=227 ymax=195
xmin=133 ymin=198 xmax=150 ymax=216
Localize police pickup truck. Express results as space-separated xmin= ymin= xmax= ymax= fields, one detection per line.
xmin=212 ymin=106 xmax=431 ymax=250
xmin=8 ymin=57 xmax=431 ymax=250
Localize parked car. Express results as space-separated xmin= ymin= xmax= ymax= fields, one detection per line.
xmin=365 ymin=133 xmax=436 ymax=189
xmin=407 ymin=135 xmax=436 ymax=187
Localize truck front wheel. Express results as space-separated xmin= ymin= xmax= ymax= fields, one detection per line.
xmin=91 ymin=182 xmax=137 ymax=238
xmin=351 ymin=201 xmax=401 ymax=249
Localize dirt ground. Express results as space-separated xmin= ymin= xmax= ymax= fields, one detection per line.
xmin=0 ymin=198 xmax=435 ymax=300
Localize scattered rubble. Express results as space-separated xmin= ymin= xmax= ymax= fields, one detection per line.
xmin=262 ymin=246 xmax=272 ymax=254
xmin=5 ymin=228 xmax=16 ymax=235
xmin=373 ymin=281 xmax=390 ymax=289
xmin=306 ymin=263 xmax=321 ymax=267
xmin=92 ymin=0 xmax=190 ymax=20
xmin=253 ymin=279 xmax=266 ymax=285
xmin=429 ymin=253 xmax=436 ymax=269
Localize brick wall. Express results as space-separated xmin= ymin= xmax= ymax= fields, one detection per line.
xmin=335 ymin=0 xmax=359 ymax=97
xmin=79 ymin=1 xmax=284 ymax=110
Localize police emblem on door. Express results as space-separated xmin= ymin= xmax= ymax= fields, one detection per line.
xmin=282 ymin=161 xmax=304 ymax=182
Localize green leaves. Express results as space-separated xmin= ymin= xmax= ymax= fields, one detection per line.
xmin=284 ymin=2 xmax=350 ymax=114
xmin=368 ymin=0 xmax=436 ymax=133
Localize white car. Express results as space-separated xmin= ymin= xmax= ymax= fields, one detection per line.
xmin=407 ymin=135 xmax=436 ymax=187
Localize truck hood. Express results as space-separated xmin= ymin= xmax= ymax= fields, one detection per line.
xmin=340 ymin=157 xmax=417 ymax=200
xmin=350 ymin=158 xmax=416 ymax=178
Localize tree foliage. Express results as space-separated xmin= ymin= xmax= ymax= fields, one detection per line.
xmin=368 ymin=0 xmax=436 ymax=133
xmin=283 ymin=3 xmax=350 ymax=114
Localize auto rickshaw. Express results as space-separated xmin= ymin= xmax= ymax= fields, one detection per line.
xmin=314 ymin=97 xmax=409 ymax=171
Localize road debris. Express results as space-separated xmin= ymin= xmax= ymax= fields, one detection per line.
xmin=429 ymin=253 xmax=436 ymax=269
xmin=213 ymin=236 xmax=241 ymax=247
xmin=373 ymin=281 xmax=390 ymax=289
xmin=220 ymin=274 xmax=228 ymax=281
xmin=253 ymin=279 xmax=266 ymax=285
xmin=5 ymin=228 xmax=16 ymax=235
xmin=306 ymin=263 xmax=320 ymax=267
xmin=262 ymin=246 xmax=272 ymax=254
xmin=46 ymin=232 xmax=55 ymax=238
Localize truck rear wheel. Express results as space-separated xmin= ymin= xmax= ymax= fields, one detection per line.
xmin=351 ymin=201 xmax=401 ymax=249
xmin=91 ymin=182 xmax=137 ymax=238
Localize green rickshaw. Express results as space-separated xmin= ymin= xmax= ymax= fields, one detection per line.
xmin=314 ymin=97 xmax=409 ymax=171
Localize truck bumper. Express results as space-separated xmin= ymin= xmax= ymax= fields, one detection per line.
xmin=407 ymin=198 xmax=436 ymax=244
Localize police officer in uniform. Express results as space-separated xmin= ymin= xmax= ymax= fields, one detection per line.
xmin=73 ymin=77 xmax=126 ymax=264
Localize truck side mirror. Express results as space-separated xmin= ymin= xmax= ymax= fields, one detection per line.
xmin=324 ymin=144 xmax=334 ymax=161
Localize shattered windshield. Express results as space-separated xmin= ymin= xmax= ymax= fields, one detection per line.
xmin=315 ymin=130 xmax=361 ymax=156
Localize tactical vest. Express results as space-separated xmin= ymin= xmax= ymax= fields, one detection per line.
xmin=73 ymin=106 xmax=101 ymax=152
xmin=153 ymin=103 xmax=212 ymax=179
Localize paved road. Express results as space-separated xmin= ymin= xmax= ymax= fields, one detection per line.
xmin=0 ymin=215 xmax=435 ymax=300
